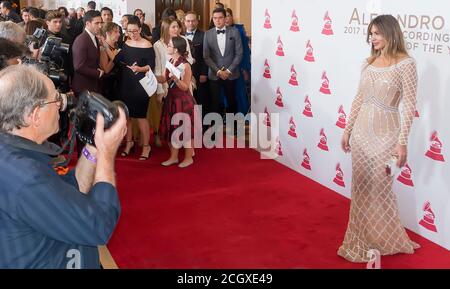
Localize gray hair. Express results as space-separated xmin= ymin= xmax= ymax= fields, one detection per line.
xmin=0 ymin=65 xmax=49 ymax=132
xmin=0 ymin=21 xmax=26 ymax=44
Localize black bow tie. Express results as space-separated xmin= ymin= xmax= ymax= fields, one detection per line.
xmin=217 ymin=29 xmax=226 ymax=35
xmin=186 ymin=32 xmax=194 ymax=36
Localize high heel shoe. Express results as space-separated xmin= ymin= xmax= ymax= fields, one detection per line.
xmin=139 ymin=144 xmax=151 ymax=161
xmin=121 ymin=141 xmax=135 ymax=157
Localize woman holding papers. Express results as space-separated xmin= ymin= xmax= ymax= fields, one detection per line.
xmin=114 ymin=16 xmax=155 ymax=161
xmin=159 ymin=36 xmax=197 ymax=168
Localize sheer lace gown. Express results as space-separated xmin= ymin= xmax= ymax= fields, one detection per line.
xmin=338 ymin=57 xmax=420 ymax=262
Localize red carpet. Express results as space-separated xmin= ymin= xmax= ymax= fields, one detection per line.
xmin=107 ymin=146 xmax=450 ymax=269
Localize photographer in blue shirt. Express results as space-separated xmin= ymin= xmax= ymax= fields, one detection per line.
xmin=0 ymin=65 xmax=127 ymax=269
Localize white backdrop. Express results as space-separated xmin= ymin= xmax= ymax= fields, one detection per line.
xmin=251 ymin=0 xmax=450 ymax=250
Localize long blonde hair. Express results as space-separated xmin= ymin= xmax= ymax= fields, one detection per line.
xmin=366 ymin=15 xmax=408 ymax=65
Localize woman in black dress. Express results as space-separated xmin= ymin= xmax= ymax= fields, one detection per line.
xmin=115 ymin=16 xmax=155 ymax=160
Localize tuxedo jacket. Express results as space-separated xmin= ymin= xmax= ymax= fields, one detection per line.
xmin=203 ymin=26 xmax=243 ymax=81
xmin=71 ymin=31 xmax=101 ymax=94
xmin=189 ymin=29 xmax=208 ymax=81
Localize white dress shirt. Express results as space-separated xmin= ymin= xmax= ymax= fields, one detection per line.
xmin=185 ymin=29 xmax=196 ymax=41
xmin=85 ymin=28 xmax=97 ymax=49
xmin=216 ymin=27 xmax=226 ymax=57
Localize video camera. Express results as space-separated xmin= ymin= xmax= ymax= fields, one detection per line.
xmin=62 ymin=91 xmax=129 ymax=146
xmin=24 ymin=29 xmax=70 ymax=89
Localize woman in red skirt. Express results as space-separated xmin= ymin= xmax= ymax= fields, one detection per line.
xmin=159 ymin=36 xmax=198 ymax=168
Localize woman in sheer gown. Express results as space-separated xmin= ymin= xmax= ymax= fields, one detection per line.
xmin=338 ymin=15 xmax=420 ymax=263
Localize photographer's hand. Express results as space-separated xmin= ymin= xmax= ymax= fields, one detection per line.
xmin=94 ymin=108 xmax=127 ymax=186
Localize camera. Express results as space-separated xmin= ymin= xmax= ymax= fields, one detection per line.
xmin=40 ymin=36 xmax=70 ymax=62
xmin=67 ymin=91 xmax=129 ymax=146
xmin=23 ymin=34 xmax=70 ymax=89
xmin=25 ymin=28 xmax=47 ymax=50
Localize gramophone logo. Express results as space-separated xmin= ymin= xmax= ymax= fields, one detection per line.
xmin=263 ymin=107 xmax=271 ymax=127
xmin=319 ymin=71 xmax=331 ymax=95
xmin=321 ymin=11 xmax=334 ymax=35
xmin=263 ymin=59 xmax=271 ymax=79
xmin=304 ymin=40 xmax=315 ymax=62
xmin=335 ymin=105 xmax=346 ymax=129
xmin=302 ymin=95 xmax=313 ymax=118
xmin=275 ymin=137 xmax=283 ymax=156
xmin=317 ymin=128 xmax=329 ymax=151
xmin=276 ymin=36 xmax=285 ymax=56
xmin=288 ymin=116 xmax=298 ymax=138
xmin=419 ymin=201 xmax=438 ymax=232
xmin=288 ymin=65 xmax=299 ymax=86
xmin=290 ymin=10 xmax=300 ymax=32
xmin=397 ymin=164 xmax=414 ymax=187
xmin=263 ymin=9 xmax=272 ymax=29
xmin=425 ymin=131 xmax=445 ymax=162
xmin=301 ymin=149 xmax=311 ymax=170
xmin=275 ymin=87 xmax=284 ymax=107
xmin=333 ymin=163 xmax=345 ymax=187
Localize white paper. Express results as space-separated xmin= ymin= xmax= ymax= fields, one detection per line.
xmin=165 ymin=61 xmax=182 ymax=80
xmin=139 ymin=69 xmax=158 ymax=97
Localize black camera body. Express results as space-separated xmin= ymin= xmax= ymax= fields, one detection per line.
xmin=23 ymin=34 xmax=70 ymax=90
xmin=70 ymin=91 xmax=128 ymax=146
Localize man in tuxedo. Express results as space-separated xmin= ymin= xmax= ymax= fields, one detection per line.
xmin=72 ymin=10 xmax=103 ymax=96
xmin=184 ymin=11 xmax=208 ymax=126
xmin=203 ymin=8 xmax=243 ymax=120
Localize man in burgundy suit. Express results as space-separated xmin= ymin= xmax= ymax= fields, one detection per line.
xmin=71 ymin=10 xmax=103 ymax=155
xmin=72 ymin=10 xmax=103 ymax=96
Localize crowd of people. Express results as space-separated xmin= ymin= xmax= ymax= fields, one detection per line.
xmin=0 ymin=0 xmax=252 ymax=168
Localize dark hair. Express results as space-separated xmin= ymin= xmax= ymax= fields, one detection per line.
xmin=161 ymin=8 xmax=176 ymax=20
xmin=171 ymin=36 xmax=187 ymax=57
xmin=134 ymin=8 xmax=143 ymax=15
xmin=21 ymin=7 xmax=30 ymax=15
xmin=45 ymin=10 xmax=62 ymax=22
xmin=24 ymin=19 xmax=45 ymax=35
xmin=212 ymin=8 xmax=226 ymax=18
xmin=58 ymin=6 xmax=69 ymax=17
xmin=215 ymin=2 xmax=225 ymax=9
xmin=122 ymin=14 xmax=133 ymax=22
xmin=0 ymin=37 xmax=27 ymax=70
xmin=225 ymin=8 xmax=233 ymax=17
xmin=0 ymin=1 xmax=12 ymax=10
xmin=87 ymin=1 xmax=96 ymax=10
xmin=101 ymin=7 xmax=113 ymax=18
xmin=84 ymin=10 xmax=101 ymax=24
xmin=28 ymin=7 xmax=40 ymax=19
xmin=127 ymin=15 xmax=141 ymax=28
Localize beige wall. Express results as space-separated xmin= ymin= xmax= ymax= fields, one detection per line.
xmin=210 ymin=0 xmax=252 ymax=35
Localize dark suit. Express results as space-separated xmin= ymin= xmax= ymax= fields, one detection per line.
xmin=71 ymin=30 xmax=101 ymax=154
xmin=188 ymin=30 xmax=208 ymax=107
xmin=71 ymin=30 xmax=101 ymax=95
xmin=203 ymin=26 xmax=243 ymax=115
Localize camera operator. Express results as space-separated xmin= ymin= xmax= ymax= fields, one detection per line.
xmin=0 ymin=37 xmax=28 ymax=70
xmin=0 ymin=65 xmax=127 ymax=269
xmin=44 ymin=10 xmax=73 ymax=83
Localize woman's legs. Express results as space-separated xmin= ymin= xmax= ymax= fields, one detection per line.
xmin=179 ymin=140 xmax=194 ymax=168
xmin=137 ymin=118 xmax=151 ymax=160
xmin=161 ymin=143 xmax=180 ymax=166
xmin=121 ymin=120 xmax=134 ymax=156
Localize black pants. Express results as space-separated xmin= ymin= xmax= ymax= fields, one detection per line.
xmin=209 ymin=79 xmax=237 ymax=116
